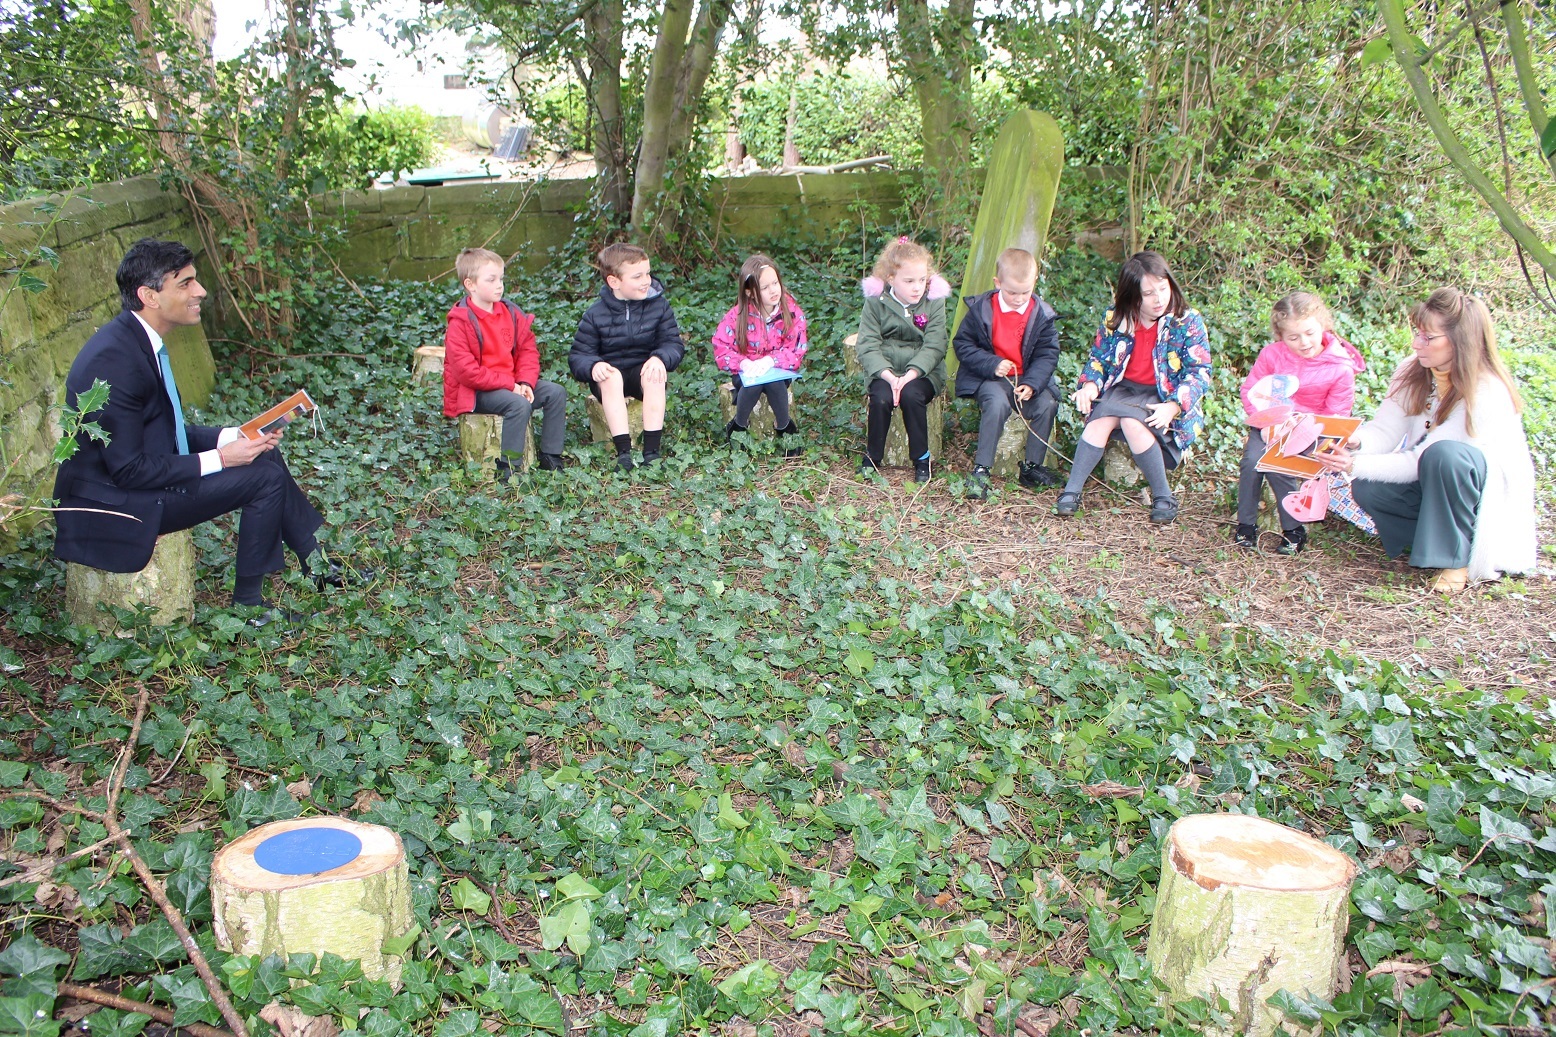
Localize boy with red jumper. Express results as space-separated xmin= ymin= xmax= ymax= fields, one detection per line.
xmin=951 ymin=248 xmax=1063 ymax=499
xmin=443 ymin=248 xmax=568 ymax=480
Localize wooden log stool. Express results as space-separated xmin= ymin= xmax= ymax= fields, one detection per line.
xmin=212 ymin=817 xmax=413 ymax=987
xmin=718 ymin=382 xmax=789 ymax=438
xmin=412 ymin=345 xmax=445 ymax=382
xmin=457 ymin=413 xmax=534 ymax=475
xmin=989 ymin=410 xmax=1039 ymax=478
xmin=64 ymin=530 xmax=195 ymax=632
xmin=843 ymin=334 xmax=944 ymax=467
xmin=1147 ymin=813 xmax=1358 ymax=1037
xmin=586 ymin=396 xmax=644 ymax=447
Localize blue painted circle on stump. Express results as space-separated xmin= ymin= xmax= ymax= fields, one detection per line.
xmin=253 ymin=827 xmax=362 ymax=876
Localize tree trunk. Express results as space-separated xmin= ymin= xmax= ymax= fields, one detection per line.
xmin=1147 ymin=813 xmax=1357 ymax=1037
xmin=897 ymin=0 xmax=977 ymax=226
xmin=630 ymin=0 xmax=695 ymax=234
xmin=583 ymin=0 xmax=631 ymax=215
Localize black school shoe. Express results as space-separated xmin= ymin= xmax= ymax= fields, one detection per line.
xmin=1277 ymin=525 xmax=1307 ymax=555
xmin=1233 ymin=523 xmax=1259 ymax=550
xmin=1149 ymin=496 xmax=1179 ymax=524
xmin=1053 ymin=491 xmax=1081 ymax=516
xmin=616 ymin=450 xmax=635 ymax=472
xmin=1018 ymin=463 xmax=1061 ymax=489
xmin=538 ymin=452 xmax=569 ymax=471
xmin=912 ymin=458 xmax=932 ymax=483
xmin=966 ymin=465 xmax=991 ymax=500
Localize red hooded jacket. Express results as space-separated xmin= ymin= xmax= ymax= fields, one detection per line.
xmin=442 ymin=297 xmax=540 ymax=418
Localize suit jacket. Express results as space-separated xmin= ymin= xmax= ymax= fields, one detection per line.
xmin=952 ymin=289 xmax=1060 ymax=399
xmin=53 ymin=310 xmax=220 ymax=572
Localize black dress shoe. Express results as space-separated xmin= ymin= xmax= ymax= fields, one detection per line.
xmin=1018 ymin=463 xmax=1061 ymax=489
xmin=1149 ymin=496 xmax=1180 ymax=525
xmin=912 ymin=458 xmax=932 ymax=483
xmin=314 ymin=558 xmax=375 ymax=590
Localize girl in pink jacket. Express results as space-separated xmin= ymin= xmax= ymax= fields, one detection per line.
xmin=1235 ymin=292 xmax=1366 ymax=553
xmin=712 ymin=254 xmax=808 ymax=456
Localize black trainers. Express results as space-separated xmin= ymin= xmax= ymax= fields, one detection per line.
xmin=1053 ymin=491 xmax=1081 ymax=516
xmin=1018 ymin=463 xmax=1061 ymax=489
xmin=1277 ymin=525 xmax=1307 ymax=555
xmin=966 ymin=465 xmax=991 ymax=500
xmin=1233 ymin=523 xmax=1258 ymax=550
xmin=912 ymin=458 xmax=932 ymax=483
xmin=616 ymin=450 xmax=635 ymax=472
xmin=1149 ymin=496 xmax=1179 ymax=524
xmin=538 ymin=452 xmax=569 ymax=471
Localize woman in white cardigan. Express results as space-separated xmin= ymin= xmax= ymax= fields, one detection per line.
xmin=1315 ymin=288 xmax=1536 ymax=592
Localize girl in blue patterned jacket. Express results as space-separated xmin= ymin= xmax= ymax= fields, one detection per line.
xmin=1055 ymin=251 xmax=1212 ymax=524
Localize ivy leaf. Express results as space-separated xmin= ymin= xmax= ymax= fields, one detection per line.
xmin=0 ymin=935 xmax=70 ymax=978
xmin=0 ymin=994 xmax=59 ymax=1037
xmin=1360 ymin=38 xmax=1392 ymax=67
xmin=538 ymin=899 xmax=591 ymax=955
xmin=556 ymin=874 xmax=601 ymax=900
xmin=1542 ymin=120 xmax=1556 ymax=159
xmin=381 ymin=923 xmax=422 ymax=958
xmin=448 ymin=878 xmax=490 ymax=914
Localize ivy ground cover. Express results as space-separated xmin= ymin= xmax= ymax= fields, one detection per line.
xmin=0 ymin=257 xmax=1553 ymax=1037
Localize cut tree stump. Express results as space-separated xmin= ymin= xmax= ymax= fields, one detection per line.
xmin=458 ymin=413 xmax=534 ymax=474
xmin=212 ymin=817 xmax=413 ymax=988
xmin=586 ymin=396 xmax=644 ymax=447
xmin=990 ymin=409 xmax=1039 ymax=478
xmin=412 ymin=345 xmax=445 ymax=381
xmin=1147 ymin=813 xmax=1358 ymax=1037
xmin=64 ymin=531 xmax=195 ymax=632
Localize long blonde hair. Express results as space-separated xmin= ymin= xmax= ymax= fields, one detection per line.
xmin=1389 ymin=288 xmax=1520 ymax=437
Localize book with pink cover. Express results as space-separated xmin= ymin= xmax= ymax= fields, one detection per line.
xmin=1255 ymin=414 xmax=1361 ymax=479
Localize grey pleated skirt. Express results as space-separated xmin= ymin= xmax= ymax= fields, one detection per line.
xmin=1086 ymin=381 xmax=1184 ymax=468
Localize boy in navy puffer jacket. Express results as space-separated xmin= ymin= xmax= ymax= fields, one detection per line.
xmin=569 ymin=243 xmax=685 ymax=470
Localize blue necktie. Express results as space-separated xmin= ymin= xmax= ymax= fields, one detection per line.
xmin=156 ymin=347 xmax=189 ymax=455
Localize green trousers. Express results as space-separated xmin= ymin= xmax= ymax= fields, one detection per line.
xmin=1352 ymin=440 xmax=1485 ymax=569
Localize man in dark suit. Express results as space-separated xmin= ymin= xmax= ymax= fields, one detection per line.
xmin=53 ymin=237 xmax=342 ymax=621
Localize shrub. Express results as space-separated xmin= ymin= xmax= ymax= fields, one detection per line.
xmin=314 ymin=104 xmax=438 ymax=190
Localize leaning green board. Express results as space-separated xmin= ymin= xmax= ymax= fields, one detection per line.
xmin=947 ymin=111 xmax=1064 ymax=377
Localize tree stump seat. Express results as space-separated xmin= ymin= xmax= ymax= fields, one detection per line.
xmin=457 ymin=412 xmax=534 ymax=475
xmin=64 ymin=530 xmax=195 ymax=632
xmin=586 ymin=396 xmax=644 ymax=447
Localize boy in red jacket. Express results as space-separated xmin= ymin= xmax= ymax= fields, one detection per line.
xmin=443 ymin=248 xmax=568 ymax=480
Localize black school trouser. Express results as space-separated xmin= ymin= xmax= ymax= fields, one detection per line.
xmin=157 ymin=448 xmax=324 ymax=578
xmin=865 ymin=377 xmax=936 ymax=464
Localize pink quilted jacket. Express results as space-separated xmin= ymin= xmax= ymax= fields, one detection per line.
xmin=1239 ymin=332 xmax=1366 ymax=418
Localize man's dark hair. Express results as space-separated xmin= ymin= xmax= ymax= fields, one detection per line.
xmin=117 ymin=238 xmax=196 ymax=311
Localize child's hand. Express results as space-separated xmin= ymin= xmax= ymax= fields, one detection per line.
xmin=1071 ymin=383 xmax=1098 ymax=415
xmin=894 ymin=369 xmax=917 ymax=406
xmin=591 ymin=362 xmax=620 ymax=383
xmin=1014 ymin=384 xmax=1034 ymax=402
xmin=995 ymin=359 xmax=1017 ymax=377
xmin=1260 ymin=426 xmax=1272 ymax=443
xmin=1145 ymin=401 xmax=1181 ymax=430
xmin=642 ymin=356 xmax=667 ymax=385
xmin=516 ymin=383 xmax=534 ymax=401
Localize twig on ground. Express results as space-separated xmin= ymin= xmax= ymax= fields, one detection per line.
xmin=103 ymin=686 xmax=251 ymax=1037
xmin=59 ymin=982 xmax=236 ymax=1037
xmin=0 ymin=833 xmax=120 ymax=889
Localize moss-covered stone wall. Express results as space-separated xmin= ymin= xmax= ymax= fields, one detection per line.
xmin=325 ymin=172 xmax=914 ymax=280
xmin=0 ymin=178 xmax=216 ymax=539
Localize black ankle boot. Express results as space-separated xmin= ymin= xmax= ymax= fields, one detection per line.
xmin=777 ymin=421 xmax=802 ymax=457
xmin=1277 ymin=525 xmax=1307 ymax=555
xmin=724 ymin=419 xmax=745 ymax=442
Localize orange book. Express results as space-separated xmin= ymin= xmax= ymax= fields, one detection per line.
xmin=1255 ymin=414 xmax=1362 ymax=479
xmin=240 ymin=390 xmax=317 ymax=440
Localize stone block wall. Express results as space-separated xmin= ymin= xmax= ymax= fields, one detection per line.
xmin=326 ymin=171 xmax=914 ymax=281
xmin=0 ymin=179 xmax=216 ymax=540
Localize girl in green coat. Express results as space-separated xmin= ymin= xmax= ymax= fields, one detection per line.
xmin=855 ymin=237 xmax=952 ymax=482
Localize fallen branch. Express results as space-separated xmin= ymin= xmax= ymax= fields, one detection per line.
xmin=58 ymin=982 xmax=236 ymax=1037
xmin=776 ymin=155 xmax=892 ymax=175
xmin=0 ymin=833 xmax=119 ymax=889
xmin=103 ymin=686 xmax=251 ymax=1037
